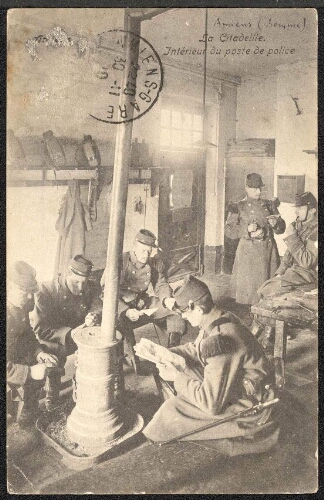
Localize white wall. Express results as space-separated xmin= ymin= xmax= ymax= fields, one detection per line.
xmin=275 ymin=61 xmax=317 ymax=194
xmin=7 ymin=186 xmax=67 ymax=282
xmin=236 ymin=74 xmax=277 ymax=140
xmin=274 ymin=60 xmax=317 ymax=254
xmin=235 ymin=60 xmax=317 ymax=256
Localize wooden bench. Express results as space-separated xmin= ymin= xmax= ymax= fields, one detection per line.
xmin=251 ymin=290 xmax=317 ymax=390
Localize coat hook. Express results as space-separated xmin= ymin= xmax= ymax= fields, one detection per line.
xmin=290 ymin=95 xmax=302 ymax=115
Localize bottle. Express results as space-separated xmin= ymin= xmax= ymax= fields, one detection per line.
xmin=43 ymin=130 xmax=66 ymax=169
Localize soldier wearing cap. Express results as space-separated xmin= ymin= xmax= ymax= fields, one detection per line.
xmin=7 ymin=261 xmax=59 ymax=427
xmin=225 ymin=173 xmax=285 ymax=305
xmin=258 ymin=191 xmax=318 ymax=298
xmin=101 ymin=229 xmax=186 ymax=373
xmin=143 ymin=275 xmax=279 ymax=453
xmin=30 ymin=255 xmax=102 ymax=409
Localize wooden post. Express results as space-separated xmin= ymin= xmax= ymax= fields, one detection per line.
xmin=101 ymin=13 xmax=141 ymax=344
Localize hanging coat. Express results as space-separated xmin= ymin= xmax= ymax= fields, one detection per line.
xmin=54 ymin=180 xmax=93 ymax=278
xmin=143 ymin=307 xmax=278 ymax=444
xmin=225 ymin=197 xmax=285 ymax=305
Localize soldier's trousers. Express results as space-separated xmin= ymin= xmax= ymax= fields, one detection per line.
xmin=7 ymin=378 xmax=44 ymax=422
xmin=117 ymin=296 xmax=186 ymax=347
xmin=38 ymin=342 xmax=68 ymax=404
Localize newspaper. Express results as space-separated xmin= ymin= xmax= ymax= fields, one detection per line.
xmin=134 ymin=338 xmax=186 ymax=370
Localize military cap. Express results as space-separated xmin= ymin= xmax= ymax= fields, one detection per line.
xmin=246 ymin=173 xmax=265 ymax=188
xmin=9 ymin=261 xmax=38 ymax=292
xmin=69 ymin=255 xmax=93 ymax=277
xmin=174 ymin=275 xmax=212 ymax=312
xmin=294 ymin=192 xmax=317 ymax=209
xmin=135 ymin=229 xmax=157 ymax=248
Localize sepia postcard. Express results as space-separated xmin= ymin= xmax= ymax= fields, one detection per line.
xmin=6 ymin=5 xmax=318 ymax=494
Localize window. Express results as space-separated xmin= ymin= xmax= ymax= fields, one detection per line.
xmin=160 ymin=108 xmax=203 ymax=149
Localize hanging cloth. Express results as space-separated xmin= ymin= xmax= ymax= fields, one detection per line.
xmin=54 ymin=179 xmax=93 ymax=278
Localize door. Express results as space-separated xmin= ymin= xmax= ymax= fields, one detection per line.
xmin=158 ymin=150 xmax=205 ymax=281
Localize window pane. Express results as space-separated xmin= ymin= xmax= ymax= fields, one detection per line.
xmin=182 ymin=130 xmax=192 ymax=146
xmin=161 ymin=109 xmax=170 ymax=127
xmin=172 ymin=110 xmax=182 ymax=129
xmin=183 ymin=113 xmax=192 ymax=130
xmin=172 ymin=129 xmax=182 ymax=148
xmin=193 ymin=131 xmax=203 ymax=145
xmin=193 ymin=114 xmax=203 ymax=131
xmin=160 ymin=127 xmax=171 ymax=147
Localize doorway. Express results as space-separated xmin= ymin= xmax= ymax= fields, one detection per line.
xmin=158 ymin=149 xmax=205 ymax=281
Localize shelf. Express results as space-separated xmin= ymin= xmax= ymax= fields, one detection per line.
xmin=7 ymin=165 xmax=153 ymax=187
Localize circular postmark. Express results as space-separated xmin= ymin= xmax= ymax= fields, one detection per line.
xmin=89 ymin=29 xmax=163 ymax=124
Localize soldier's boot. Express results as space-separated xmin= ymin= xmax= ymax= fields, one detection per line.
xmin=44 ymin=370 xmax=62 ymax=412
xmin=17 ymin=384 xmax=40 ymax=429
xmin=124 ymin=334 xmax=141 ymax=375
xmin=18 ymin=402 xmax=38 ymax=429
xmin=167 ymin=331 xmax=182 ymax=348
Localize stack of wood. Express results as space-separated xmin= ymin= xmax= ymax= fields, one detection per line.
xmin=227 ymin=138 xmax=275 ymax=157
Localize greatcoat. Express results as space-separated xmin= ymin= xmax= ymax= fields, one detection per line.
xmin=30 ymin=275 xmax=102 ymax=354
xmin=225 ymin=197 xmax=285 ymax=305
xmin=258 ymin=215 xmax=318 ymax=298
xmin=143 ymin=306 xmax=278 ymax=443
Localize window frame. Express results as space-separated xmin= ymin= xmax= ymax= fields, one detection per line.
xmin=160 ymin=100 xmax=204 ymax=151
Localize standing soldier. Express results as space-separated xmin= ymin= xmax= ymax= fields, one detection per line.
xmin=225 ymin=173 xmax=285 ymax=306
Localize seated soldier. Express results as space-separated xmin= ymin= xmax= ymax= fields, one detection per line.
xmin=7 ymin=261 xmax=59 ymax=428
xmin=143 ymin=276 xmax=279 ymax=455
xmin=257 ymin=192 xmax=318 ymax=299
xmin=30 ymin=255 xmax=102 ymax=410
xmin=101 ymin=229 xmax=186 ymax=373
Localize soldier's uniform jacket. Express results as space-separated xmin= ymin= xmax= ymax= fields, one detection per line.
xmin=104 ymin=251 xmax=173 ymax=314
xmin=276 ymin=215 xmax=318 ymax=286
xmin=7 ymin=301 xmax=44 ymax=396
xmin=143 ymin=306 xmax=278 ymax=443
xmin=30 ymin=275 xmax=102 ymax=348
xmin=224 ymin=197 xmax=285 ymax=305
xmin=225 ymin=197 xmax=285 ymax=241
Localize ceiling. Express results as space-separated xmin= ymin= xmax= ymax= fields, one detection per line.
xmin=9 ymin=7 xmax=317 ymax=82
xmin=142 ymin=8 xmax=317 ymax=80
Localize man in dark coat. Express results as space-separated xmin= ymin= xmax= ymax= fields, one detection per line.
xmin=101 ymin=229 xmax=186 ymax=373
xmin=258 ymin=191 xmax=318 ymax=298
xmin=225 ymin=173 xmax=285 ymax=305
xmin=143 ymin=276 xmax=279 ymax=455
xmin=7 ymin=261 xmax=59 ymax=427
xmin=30 ymin=255 xmax=102 ymax=409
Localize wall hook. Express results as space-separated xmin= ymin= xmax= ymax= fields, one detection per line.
xmin=290 ymin=95 xmax=302 ymax=115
